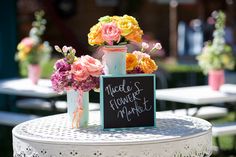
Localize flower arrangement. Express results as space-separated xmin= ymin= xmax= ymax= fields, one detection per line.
xmin=126 ymin=42 xmax=162 ymax=74
xmin=197 ymin=11 xmax=235 ymax=74
xmin=88 ymin=15 xmax=143 ymax=46
xmin=51 ymin=46 xmax=103 ymax=93
xmin=16 ymin=10 xmax=52 ymax=65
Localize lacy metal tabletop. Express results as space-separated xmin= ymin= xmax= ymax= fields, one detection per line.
xmin=12 ymin=112 xmax=212 ymax=157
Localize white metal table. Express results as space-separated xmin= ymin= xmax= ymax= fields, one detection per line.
xmin=12 ymin=112 xmax=212 ymax=157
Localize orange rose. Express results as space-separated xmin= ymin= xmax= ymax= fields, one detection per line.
xmin=125 ymin=26 xmax=143 ymax=43
xmin=139 ymin=57 xmax=157 ymax=73
xmin=126 ymin=53 xmax=138 ymax=71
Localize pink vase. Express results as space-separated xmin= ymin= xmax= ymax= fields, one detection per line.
xmin=208 ymin=70 xmax=225 ymax=91
xmin=28 ymin=64 xmax=41 ymax=85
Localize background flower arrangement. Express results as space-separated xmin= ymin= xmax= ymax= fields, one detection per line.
xmin=126 ymin=42 xmax=162 ymax=74
xmin=51 ymin=46 xmax=103 ymax=93
xmin=88 ymin=15 xmax=143 ymax=46
xmin=16 ymin=10 xmax=51 ymax=65
xmin=197 ymin=11 xmax=235 ymax=74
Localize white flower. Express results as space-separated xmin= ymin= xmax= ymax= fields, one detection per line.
xmin=153 ymin=43 xmax=162 ymax=50
xmin=141 ymin=42 xmax=149 ymax=49
xmin=54 ymin=45 xmax=62 ymax=52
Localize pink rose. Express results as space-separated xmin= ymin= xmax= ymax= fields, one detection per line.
xmin=71 ymin=60 xmax=89 ymax=82
xmin=132 ymin=51 xmax=150 ymax=61
xmin=101 ymin=23 xmax=121 ymax=45
xmin=81 ymin=55 xmax=103 ymax=77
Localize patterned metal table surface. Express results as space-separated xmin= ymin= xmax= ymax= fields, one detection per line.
xmin=13 ymin=112 xmax=212 ymax=157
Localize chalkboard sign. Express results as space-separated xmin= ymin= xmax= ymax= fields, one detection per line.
xmin=100 ymin=74 xmax=156 ymax=129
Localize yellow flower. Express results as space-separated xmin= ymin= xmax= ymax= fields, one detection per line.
xmin=117 ymin=18 xmax=133 ymax=36
xmin=112 ymin=16 xmax=121 ymax=23
xmin=125 ymin=25 xmax=143 ymax=43
xmin=126 ymin=53 xmax=138 ymax=71
xmin=139 ymin=57 xmax=157 ymax=73
xmin=88 ymin=23 xmax=103 ymax=46
xmin=123 ymin=15 xmax=138 ymax=25
xmin=17 ymin=43 xmax=24 ymax=50
xmin=18 ymin=51 xmax=27 ymax=61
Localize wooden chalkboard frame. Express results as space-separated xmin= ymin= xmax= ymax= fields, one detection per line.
xmin=100 ymin=74 xmax=156 ymax=130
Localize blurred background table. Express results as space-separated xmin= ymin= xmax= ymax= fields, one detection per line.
xmin=0 ymin=78 xmax=65 ymax=126
xmin=0 ymin=78 xmax=60 ymax=98
xmin=156 ymin=85 xmax=236 ymax=105
xmin=0 ymin=78 xmax=65 ymax=110
xmin=13 ymin=112 xmax=212 ymax=157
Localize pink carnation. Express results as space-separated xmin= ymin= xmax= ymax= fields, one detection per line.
xmin=101 ymin=23 xmax=121 ymax=45
xmin=51 ymin=70 xmax=72 ymax=93
xmin=81 ymin=55 xmax=103 ymax=77
xmin=71 ymin=60 xmax=89 ymax=82
xmin=72 ymin=76 xmax=100 ymax=92
xmin=141 ymin=42 xmax=149 ymax=49
xmin=132 ymin=51 xmax=150 ymax=61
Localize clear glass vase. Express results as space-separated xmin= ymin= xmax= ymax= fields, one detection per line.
xmin=102 ymin=45 xmax=127 ymax=75
xmin=67 ymin=90 xmax=89 ymax=128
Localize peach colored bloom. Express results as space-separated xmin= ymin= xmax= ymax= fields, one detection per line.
xmin=101 ymin=22 xmax=121 ymax=45
xmin=81 ymin=55 xmax=103 ymax=77
xmin=125 ymin=25 xmax=143 ymax=43
xmin=126 ymin=53 xmax=138 ymax=71
xmin=71 ymin=60 xmax=89 ymax=81
xmin=139 ymin=57 xmax=158 ymax=74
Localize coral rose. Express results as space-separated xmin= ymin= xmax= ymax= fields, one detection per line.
xmin=139 ymin=57 xmax=158 ymax=74
xmin=81 ymin=55 xmax=103 ymax=77
xmin=101 ymin=22 xmax=121 ymax=45
xmin=126 ymin=53 xmax=138 ymax=71
xmin=71 ymin=60 xmax=89 ymax=82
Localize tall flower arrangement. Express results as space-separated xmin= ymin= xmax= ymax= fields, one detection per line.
xmin=197 ymin=11 xmax=235 ymax=74
xmin=51 ymin=45 xmax=103 ymax=128
xmin=16 ymin=10 xmax=52 ymax=65
xmin=88 ymin=15 xmax=144 ymax=75
xmin=126 ymin=42 xmax=162 ymax=74
xmin=88 ymin=15 xmax=143 ymax=46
